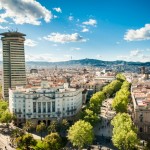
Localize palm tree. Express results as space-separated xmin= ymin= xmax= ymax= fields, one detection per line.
xmin=36 ymin=122 xmax=46 ymax=141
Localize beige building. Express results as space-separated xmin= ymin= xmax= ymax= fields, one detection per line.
xmin=131 ymin=84 xmax=150 ymax=140
xmin=0 ymin=31 xmax=26 ymax=99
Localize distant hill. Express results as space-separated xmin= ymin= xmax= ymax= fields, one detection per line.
xmin=0 ymin=59 xmax=149 ymax=68
xmin=26 ymin=58 xmax=150 ymax=68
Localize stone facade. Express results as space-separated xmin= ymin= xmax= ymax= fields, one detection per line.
xmin=9 ymin=83 xmax=82 ymax=126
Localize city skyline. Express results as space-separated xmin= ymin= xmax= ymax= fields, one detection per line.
xmin=0 ymin=0 xmax=150 ymax=62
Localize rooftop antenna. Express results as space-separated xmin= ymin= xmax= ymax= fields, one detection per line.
xmin=15 ymin=28 xmax=18 ymax=32
xmin=8 ymin=28 xmax=13 ymax=32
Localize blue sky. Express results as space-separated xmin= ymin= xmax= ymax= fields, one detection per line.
xmin=0 ymin=0 xmax=150 ymax=62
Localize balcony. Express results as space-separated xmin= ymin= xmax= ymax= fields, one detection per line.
xmin=56 ymin=111 xmax=61 ymax=116
xmin=26 ymin=112 xmax=32 ymax=115
xmin=16 ymin=111 xmax=22 ymax=114
xmin=66 ymin=108 xmax=77 ymax=113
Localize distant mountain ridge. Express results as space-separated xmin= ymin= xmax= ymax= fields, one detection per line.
xmin=0 ymin=59 xmax=149 ymax=68
xmin=25 ymin=58 xmax=150 ymax=67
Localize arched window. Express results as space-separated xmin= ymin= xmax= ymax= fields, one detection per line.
xmin=140 ymin=127 xmax=143 ymax=132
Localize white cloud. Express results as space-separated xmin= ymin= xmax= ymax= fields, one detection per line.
xmin=96 ymin=54 xmax=102 ymax=59
xmin=64 ymin=54 xmax=72 ymax=58
xmin=117 ymin=49 xmax=150 ymax=62
xmin=0 ymin=17 xmax=7 ymax=23
xmin=43 ymin=32 xmax=87 ymax=43
xmin=124 ymin=24 xmax=150 ymax=41
xmin=0 ymin=25 xmax=9 ymax=30
xmin=81 ymin=27 xmax=89 ymax=32
xmin=130 ymin=50 xmax=141 ymax=57
xmin=68 ymin=16 xmax=74 ymax=21
xmin=82 ymin=19 xmax=97 ymax=26
xmin=140 ymin=54 xmax=150 ymax=62
xmin=70 ymin=47 xmax=81 ymax=51
xmin=53 ymin=15 xmax=58 ymax=19
xmin=25 ymin=39 xmax=38 ymax=47
xmin=117 ymin=55 xmax=130 ymax=61
xmin=25 ymin=53 xmax=74 ymax=62
xmin=26 ymin=53 xmax=52 ymax=62
xmin=53 ymin=7 xmax=62 ymax=13
xmin=0 ymin=0 xmax=52 ymax=25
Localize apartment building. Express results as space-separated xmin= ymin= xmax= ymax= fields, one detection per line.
xmin=131 ymin=83 xmax=150 ymax=140
xmin=9 ymin=82 xmax=82 ymax=126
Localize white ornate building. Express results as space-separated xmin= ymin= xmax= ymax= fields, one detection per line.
xmin=9 ymin=82 xmax=82 ymax=126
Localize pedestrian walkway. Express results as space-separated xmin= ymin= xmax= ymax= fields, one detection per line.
xmin=93 ymin=98 xmax=117 ymax=150
xmin=0 ymin=133 xmax=15 ymax=150
xmin=94 ymin=98 xmax=115 ymax=137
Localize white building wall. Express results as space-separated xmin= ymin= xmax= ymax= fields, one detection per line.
xmin=9 ymin=87 xmax=82 ymax=125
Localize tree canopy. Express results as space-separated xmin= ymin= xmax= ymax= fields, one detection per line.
xmin=116 ymin=73 xmax=126 ymax=82
xmin=82 ymin=109 xmax=99 ymax=126
xmin=112 ymin=80 xmax=131 ymax=113
xmin=16 ymin=133 xmax=37 ymax=150
xmin=111 ymin=113 xmax=138 ymax=150
xmin=0 ymin=100 xmax=8 ymax=118
xmin=43 ymin=132 xmax=62 ymax=150
xmin=102 ymin=80 xmax=122 ymax=97
xmin=36 ymin=122 xmax=46 ymax=141
xmin=67 ymin=120 xmax=94 ymax=149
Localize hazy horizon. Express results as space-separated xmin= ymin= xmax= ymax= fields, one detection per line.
xmin=0 ymin=0 xmax=150 ymax=62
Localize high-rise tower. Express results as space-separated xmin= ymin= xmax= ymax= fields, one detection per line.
xmin=0 ymin=31 xmax=26 ymax=99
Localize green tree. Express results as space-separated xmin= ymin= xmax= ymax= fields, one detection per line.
xmin=0 ymin=110 xmax=13 ymax=129
xmin=34 ymin=141 xmax=45 ymax=150
xmin=112 ymin=95 xmax=128 ymax=113
xmin=111 ymin=80 xmax=123 ymax=93
xmin=102 ymin=80 xmax=122 ymax=97
xmin=16 ymin=133 xmax=37 ymax=150
xmin=48 ymin=120 xmax=58 ymax=133
xmin=36 ymin=122 xmax=46 ymax=141
xmin=61 ymin=119 xmax=69 ymax=131
xmin=102 ymin=85 xmax=114 ymax=98
xmin=116 ymin=73 xmax=126 ymax=82
xmin=0 ymin=101 xmax=8 ymax=118
xmin=121 ymin=81 xmax=131 ymax=90
xmin=67 ymin=120 xmax=94 ymax=149
xmin=112 ymin=80 xmax=130 ymax=113
xmin=43 ymin=132 xmax=62 ymax=150
xmin=83 ymin=109 xmax=99 ymax=126
xmin=0 ymin=100 xmax=8 ymax=111
xmin=10 ymin=128 xmax=25 ymax=147
xmin=89 ymin=91 xmax=105 ymax=113
xmin=23 ymin=120 xmax=34 ymax=132
xmin=111 ymin=113 xmax=138 ymax=150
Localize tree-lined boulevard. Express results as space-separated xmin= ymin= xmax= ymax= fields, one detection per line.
xmin=0 ymin=74 xmax=150 ymax=149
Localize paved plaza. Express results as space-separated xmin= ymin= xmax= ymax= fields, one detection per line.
xmin=0 ymin=123 xmax=41 ymax=150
